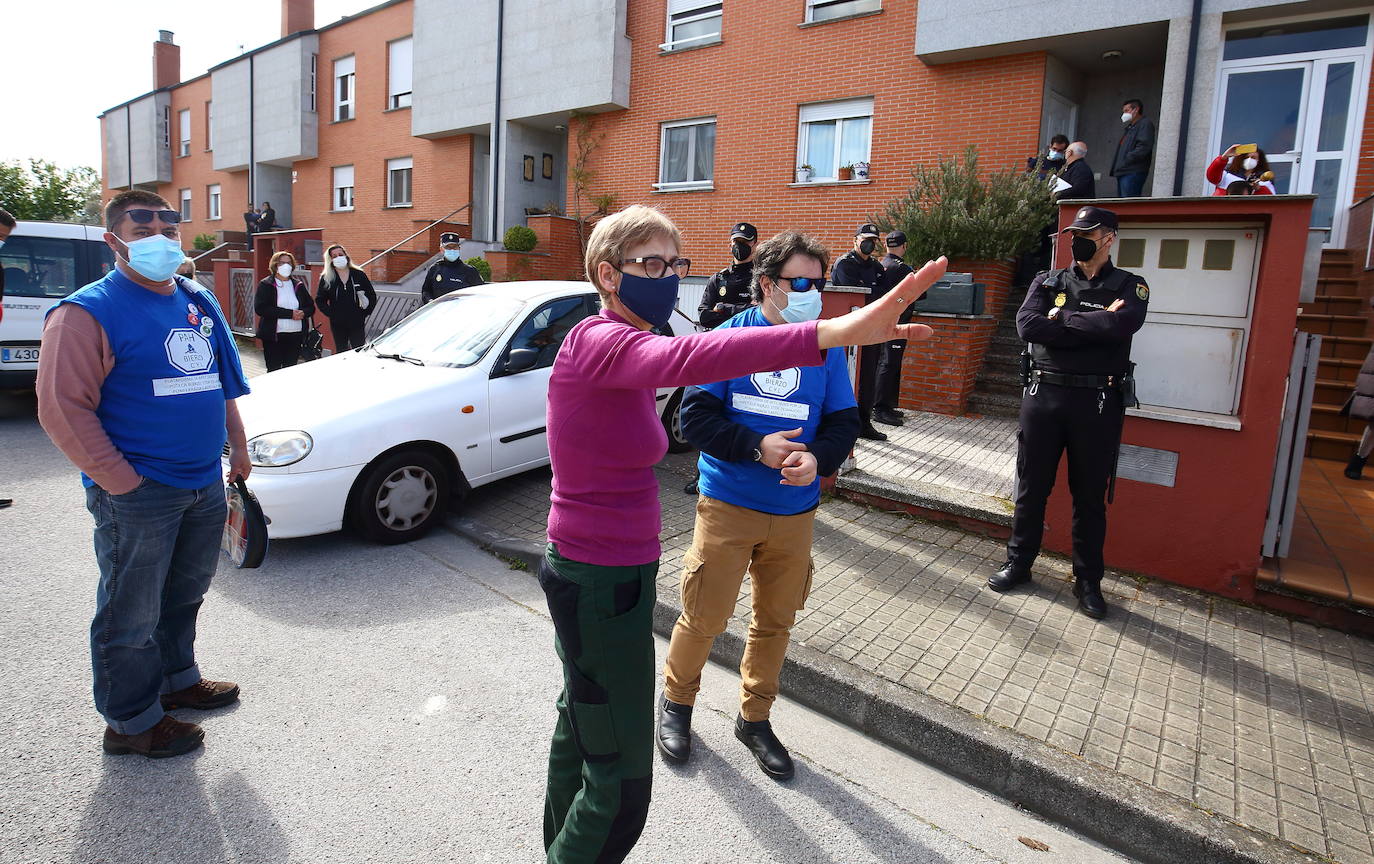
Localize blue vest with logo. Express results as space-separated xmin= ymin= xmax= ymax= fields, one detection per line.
xmin=54 ymin=270 xmax=250 ymax=489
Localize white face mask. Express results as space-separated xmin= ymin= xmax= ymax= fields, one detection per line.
xmin=1243 ymin=157 xmax=1259 ymax=171
xmin=276 ymin=263 xmax=293 ymax=279
xmin=332 ymin=256 xmax=348 ymax=270
xmin=1121 ymin=111 xmax=1134 ymax=124
xmin=1046 ymin=150 xmax=1065 ymax=161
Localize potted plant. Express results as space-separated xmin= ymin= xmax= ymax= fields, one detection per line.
xmin=854 ymin=161 xmax=870 ymax=180
xmin=796 ymin=164 xmax=814 ymax=183
xmin=837 ymin=163 xmax=854 ymax=181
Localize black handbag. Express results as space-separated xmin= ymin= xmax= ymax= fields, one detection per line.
xmin=300 ymin=319 xmax=324 ymax=362
xmin=222 ymin=479 xmax=269 ymax=569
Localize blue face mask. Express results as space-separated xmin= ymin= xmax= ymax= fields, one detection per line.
xmin=774 ymin=289 xmax=822 ymax=323
xmin=616 ymin=271 xmax=679 ymax=329
xmin=443 ymin=249 xmax=461 ymax=262
xmin=120 ymin=235 xmax=185 ymax=282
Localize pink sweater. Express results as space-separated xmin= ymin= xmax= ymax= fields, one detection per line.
xmin=546 ymin=310 xmax=823 ymax=566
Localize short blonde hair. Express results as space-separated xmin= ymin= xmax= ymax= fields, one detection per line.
xmin=583 ymin=205 xmax=682 ymax=295
xmin=269 ymin=250 xmax=296 ymax=275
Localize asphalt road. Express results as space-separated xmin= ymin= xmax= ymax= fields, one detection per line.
xmin=0 ymin=391 xmax=1133 ymax=864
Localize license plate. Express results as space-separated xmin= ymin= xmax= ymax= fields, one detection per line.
xmin=1 ymin=347 xmax=39 ymax=363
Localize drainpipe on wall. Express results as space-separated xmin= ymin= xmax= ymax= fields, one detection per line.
xmin=249 ymin=53 xmax=257 ymax=209
xmin=1172 ymin=0 xmax=1204 ymax=196
xmin=126 ymin=109 xmax=132 ymax=190
xmin=491 ymin=0 xmax=504 ymax=241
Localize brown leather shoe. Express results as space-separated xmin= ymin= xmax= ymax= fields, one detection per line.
xmin=103 ymin=715 xmax=204 ymax=758
xmin=161 ymin=679 xmax=240 ymax=711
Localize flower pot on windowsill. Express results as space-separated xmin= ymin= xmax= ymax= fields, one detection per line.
xmin=796 ymin=166 xmax=813 ymax=183
xmin=837 ymin=166 xmax=854 ymax=181
xmin=854 ymin=161 xmax=870 ymax=180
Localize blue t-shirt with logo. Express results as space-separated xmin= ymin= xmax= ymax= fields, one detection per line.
xmin=696 ymin=306 xmax=856 ymax=515
xmin=54 ymin=270 xmax=250 ymax=490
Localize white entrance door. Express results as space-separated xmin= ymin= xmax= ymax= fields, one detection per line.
xmin=1214 ymin=52 xmax=1366 ymax=244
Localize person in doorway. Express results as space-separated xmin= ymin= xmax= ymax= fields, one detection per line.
xmin=1342 ymin=300 xmax=1374 ymax=479
xmin=255 ymin=250 xmax=314 ymax=372
xmin=831 ymin=223 xmax=889 ymax=441
xmin=872 ymin=230 xmax=919 ymax=427
xmin=988 ymin=206 xmax=1148 ymax=620
xmin=1055 ymin=141 xmax=1096 ymax=202
xmin=697 ymin=222 xmax=758 ymax=330
xmin=36 ymin=189 xmax=251 ymax=758
xmin=243 ymin=208 xmax=260 ymax=251
xmin=0 ymin=206 xmax=14 ymax=509
xmin=1027 ymin=134 xmax=1070 ymax=179
xmin=1110 ymin=100 xmax=1155 ymax=198
xmin=1206 ymin=145 xmax=1277 ymax=195
xmin=421 ymin=232 xmax=485 ymax=303
xmin=657 ymin=230 xmax=860 ymax=781
xmin=538 ymin=204 xmax=943 ymax=862
xmin=259 ymin=202 xmax=277 ymax=231
xmin=315 ymin=244 xmax=376 ymax=351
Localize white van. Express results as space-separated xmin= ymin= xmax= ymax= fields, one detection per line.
xmin=0 ymin=222 xmax=114 ymax=389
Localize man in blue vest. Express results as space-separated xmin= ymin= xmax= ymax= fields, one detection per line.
xmin=37 ymin=189 xmax=252 ymax=759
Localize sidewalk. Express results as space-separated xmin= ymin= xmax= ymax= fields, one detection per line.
xmin=453 ymin=449 xmax=1374 ymax=864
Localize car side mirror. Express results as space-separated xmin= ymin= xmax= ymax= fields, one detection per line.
xmin=505 ymin=347 xmax=539 ymax=374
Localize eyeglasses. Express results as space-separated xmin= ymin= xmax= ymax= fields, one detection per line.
xmin=778 ymin=276 xmax=826 ymax=292
xmin=121 ymin=208 xmax=182 ymax=226
xmin=619 ymin=256 xmax=691 ymax=279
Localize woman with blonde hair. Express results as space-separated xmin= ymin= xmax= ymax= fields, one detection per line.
xmin=537 ymin=204 xmax=945 ymax=862
xmin=315 ymin=243 xmax=376 ymax=351
xmin=254 ymin=250 xmax=314 ymax=372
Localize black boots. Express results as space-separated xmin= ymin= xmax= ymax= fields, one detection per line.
xmin=735 ymin=714 xmax=794 ymax=780
xmin=872 ymin=407 xmax=904 ymax=427
xmin=1073 ymin=579 xmax=1108 ymax=619
xmin=857 ymin=412 xmax=888 ymax=441
xmin=656 ymin=698 xmax=692 ymax=764
xmin=1345 ymin=453 xmax=1367 ymax=480
xmin=987 ymin=560 xmax=1032 ymax=592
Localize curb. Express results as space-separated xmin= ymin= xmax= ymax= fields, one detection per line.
xmin=442 ymin=516 xmax=1323 ymax=864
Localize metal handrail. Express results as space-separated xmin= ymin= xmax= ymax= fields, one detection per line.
xmin=189 ymin=241 xmax=242 ymax=264
xmin=361 ymin=203 xmax=472 ymax=268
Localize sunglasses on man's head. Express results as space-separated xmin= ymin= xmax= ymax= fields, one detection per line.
xmin=778 ymin=276 xmax=825 ymax=292
xmin=121 ymin=209 xmax=182 ymax=226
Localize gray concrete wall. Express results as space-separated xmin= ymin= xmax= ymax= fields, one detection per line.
xmin=211 ymin=35 xmax=318 ymax=173
xmin=500 ymin=122 xmax=567 ymax=232
xmin=104 ymin=107 xmax=131 ymax=190
xmin=127 ymin=93 xmax=171 ymax=187
xmin=255 ymin=164 xmax=294 ymax=228
xmin=1040 ymin=54 xmax=1086 ymax=145
xmin=472 ymin=134 xmax=491 ymax=242
xmin=212 ymin=61 xmax=252 ymax=172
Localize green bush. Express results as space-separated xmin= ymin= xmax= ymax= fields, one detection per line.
xmin=466 ymin=256 xmax=492 ymax=281
xmin=502 ymin=225 xmax=538 ymax=252
xmin=873 ymin=145 xmax=1057 ymax=265
xmin=192 ymin=233 xmax=216 ymax=251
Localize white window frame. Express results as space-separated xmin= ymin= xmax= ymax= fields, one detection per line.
xmin=387 ymin=157 xmax=413 ymax=207
xmin=309 ymin=54 xmax=318 ymax=113
xmin=805 ymin=0 xmax=882 ymax=24
xmin=333 ymin=165 xmax=355 ymax=211
xmin=662 ymin=1 xmax=723 ymax=51
xmin=334 ymin=56 xmax=356 ymax=122
xmin=179 ymin=188 xmax=192 ymax=222
xmin=177 ymin=109 xmax=191 ymax=157
xmin=796 ymin=97 xmax=873 ymax=182
xmin=207 ymin=184 xmax=221 ymax=221
xmin=388 ymin=37 xmax=413 ymax=109
xmin=655 ymin=117 xmax=716 ymax=190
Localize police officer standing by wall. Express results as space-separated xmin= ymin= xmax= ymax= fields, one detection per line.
xmin=831 ymin=223 xmax=888 ymax=440
xmin=989 ymin=206 xmax=1148 ymax=619
xmin=421 ymin=232 xmax=485 ymax=303
xmin=697 ymin=222 xmax=757 ymax=330
xmin=872 ymin=231 xmax=917 ymax=426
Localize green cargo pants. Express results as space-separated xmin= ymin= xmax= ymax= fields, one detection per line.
xmin=538 ymin=544 xmax=657 ymax=864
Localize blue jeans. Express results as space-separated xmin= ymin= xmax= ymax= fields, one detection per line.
xmin=84 ymin=477 xmax=226 ymax=735
xmin=1116 ymin=172 xmax=1147 ymax=197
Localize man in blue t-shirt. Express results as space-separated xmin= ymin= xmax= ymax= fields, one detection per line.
xmin=37 ymin=190 xmax=252 ymax=759
xmin=658 ymin=230 xmax=860 ymax=781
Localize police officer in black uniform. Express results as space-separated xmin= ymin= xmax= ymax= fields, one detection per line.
xmin=872 ymin=230 xmax=917 ymax=427
xmin=698 ymin=222 xmax=757 ymax=330
xmin=421 ymin=232 xmax=485 ymax=303
xmin=988 ymin=206 xmax=1147 ymax=619
xmin=832 ymin=223 xmax=888 ymax=441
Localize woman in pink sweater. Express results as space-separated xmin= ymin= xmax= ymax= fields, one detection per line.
xmin=537 ymin=204 xmax=945 ymax=863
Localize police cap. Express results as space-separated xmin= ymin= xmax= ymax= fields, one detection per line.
xmin=439 ymin=232 xmax=462 ymax=245
xmin=855 ymin=223 xmax=880 ymax=237
xmin=886 ymin=230 xmax=907 ymax=247
xmin=1061 ymin=206 xmax=1118 ymax=233
xmin=730 ymin=222 xmax=757 ymax=241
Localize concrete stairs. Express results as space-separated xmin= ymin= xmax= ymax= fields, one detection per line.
xmin=967 ymin=283 xmax=1028 ymax=417
xmin=1301 ymin=249 xmax=1372 ymax=461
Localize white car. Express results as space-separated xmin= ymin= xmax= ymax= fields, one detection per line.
xmin=229 ymin=281 xmax=694 ymax=544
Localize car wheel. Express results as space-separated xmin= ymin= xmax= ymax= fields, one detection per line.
xmin=662 ymin=388 xmax=693 ymax=454
xmin=350 ymin=450 xmax=450 ymax=544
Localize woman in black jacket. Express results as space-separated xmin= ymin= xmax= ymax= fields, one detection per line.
xmin=255 ymin=250 xmax=315 ymax=372
xmin=316 ymin=243 xmax=377 ymax=351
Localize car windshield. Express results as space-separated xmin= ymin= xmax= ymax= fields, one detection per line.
xmin=369 ymin=293 xmax=524 ymax=368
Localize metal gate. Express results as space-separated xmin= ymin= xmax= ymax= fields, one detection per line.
xmin=1262 ymin=331 xmax=1322 ymax=558
xmin=364 ymin=289 xmax=423 ymax=340
xmin=228 ymin=268 xmax=256 ymax=335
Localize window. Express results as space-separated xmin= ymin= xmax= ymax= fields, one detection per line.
xmin=333 ymin=165 xmax=355 ymax=210
xmin=205 ymin=101 xmax=213 ymax=150
xmin=161 ymin=105 xmax=171 ymax=150
xmin=388 ymin=37 xmax=413 ymax=109
xmin=499 ymin=297 xmax=594 ymax=374
xmin=797 ymin=98 xmax=872 ymax=181
xmin=806 ymin=0 xmax=881 ymax=22
xmin=387 ymin=157 xmax=413 ymax=206
xmin=178 ymin=109 xmax=191 ymax=157
xmin=663 ymin=1 xmax=722 ymax=50
xmin=207 ymin=184 xmax=221 ymax=220
xmin=334 ymin=56 xmax=356 ymax=121
xmin=309 ymin=54 xmax=318 ymax=112
xmin=179 ymin=188 xmax=192 ymax=222
xmin=0 ymin=236 xmax=81 ymax=298
xmin=657 ymin=118 xmax=716 ymax=188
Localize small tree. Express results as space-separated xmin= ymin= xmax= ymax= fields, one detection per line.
xmin=873 ymin=145 xmax=1056 ymax=265
xmin=193 ymin=233 xmax=216 ymax=251
xmin=503 ymin=225 xmax=538 ymax=252
xmin=466 ymin=256 xmax=492 ymax=281
xmin=0 ymin=159 xmax=102 ymax=225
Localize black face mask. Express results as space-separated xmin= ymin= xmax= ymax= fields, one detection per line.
xmin=1070 ymin=234 xmax=1101 ymax=263
xmin=858 ymin=238 xmax=876 ymax=256
xmin=732 ymin=239 xmax=750 ymax=262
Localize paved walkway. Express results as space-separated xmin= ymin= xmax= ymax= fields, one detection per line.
xmin=853 ymin=411 xmax=1018 ymax=500
xmin=1263 ymin=457 xmax=1374 ymax=609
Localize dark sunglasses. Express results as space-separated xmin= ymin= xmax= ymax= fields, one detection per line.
xmin=121 ymin=208 xmax=182 ymax=226
xmin=778 ymin=276 xmax=826 ymax=292
xmin=618 ymin=255 xmax=691 ymax=279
